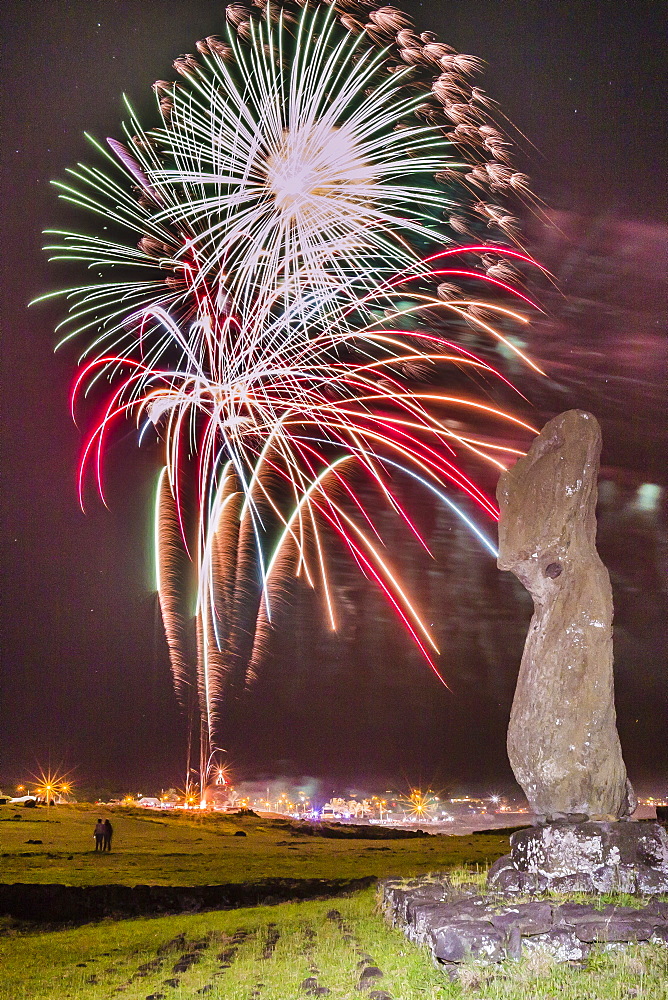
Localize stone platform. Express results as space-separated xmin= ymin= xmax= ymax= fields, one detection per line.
xmin=380 ymin=874 xmax=668 ymax=972
xmin=487 ymin=820 xmax=668 ymax=895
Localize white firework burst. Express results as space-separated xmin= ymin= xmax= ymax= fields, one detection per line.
xmin=156 ymin=4 xmax=454 ymax=330
xmin=41 ymin=3 xmax=483 ymax=384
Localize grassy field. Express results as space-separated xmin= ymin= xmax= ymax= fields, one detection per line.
xmin=0 ymin=805 xmax=509 ymax=886
xmin=2 ymin=807 xmax=666 ymax=999
xmin=1 ymin=882 xmax=666 ymax=1000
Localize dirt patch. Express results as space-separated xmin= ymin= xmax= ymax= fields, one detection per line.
xmin=0 ymin=876 xmax=376 ymax=923
xmin=218 ymin=928 xmax=252 ymax=967
xmin=261 ymin=924 xmax=280 ymax=959
xmin=287 ymin=823 xmax=429 ymax=840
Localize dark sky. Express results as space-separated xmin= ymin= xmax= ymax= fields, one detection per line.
xmin=1 ymin=1 xmax=666 ymax=796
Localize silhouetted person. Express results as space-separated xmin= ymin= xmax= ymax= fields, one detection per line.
xmin=103 ymin=818 xmax=113 ymax=852
xmin=94 ymin=818 xmax=105 ymax=852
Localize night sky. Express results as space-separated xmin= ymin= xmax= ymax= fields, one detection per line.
xmin=1 ymin=1 xmax=666 ymax=797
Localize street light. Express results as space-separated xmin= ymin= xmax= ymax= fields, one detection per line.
xmin=29 ymin=765 xmax=74 ymax=814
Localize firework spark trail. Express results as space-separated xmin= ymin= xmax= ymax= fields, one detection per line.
xmin=39 ymin=0 xmax=547 ymax=787
xmin=155 ymin=467 xmax=193 ymax=707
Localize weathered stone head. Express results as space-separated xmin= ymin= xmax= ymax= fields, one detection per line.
xmin=497 ymin=409 xmax=600 ymax=598
xmin=497 ymin=410 xmax=635 ymax=822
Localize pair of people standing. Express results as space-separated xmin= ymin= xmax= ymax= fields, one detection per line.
xmin=93 ymin=818 xmax=113 ymax=852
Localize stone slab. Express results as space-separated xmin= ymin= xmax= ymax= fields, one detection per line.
xmin=432 ymin=920 xmax=506 ymax=963
xmin=381 ymin=874 xmax=668 ymax=968
xmin=491 ymin=901 xmax=553 ymax=935
xmin=510 ymin=821 xmax=668 ymax=875
xmin=521 ymin=927 xmax=591 ymax=962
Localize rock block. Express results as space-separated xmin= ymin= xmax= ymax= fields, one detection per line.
xmin=432 ymin=920 xmax=506 ymax=963
xmin=572 ymin=915 xmax=656 ymax=943
xmin=521 ymin=927 xmax=590 ymax=962
xmin=385 ymin=880 xmax=451 ymax=925
xmin=491 ymin=901 xmax=553 ymax=935
xmin=552 ymin=901 xmax=596 ymax=925
xmin=508 ymin=821 xmax=668 ymax=893
xmin=408 ymin=902 xmax=458 ymax=945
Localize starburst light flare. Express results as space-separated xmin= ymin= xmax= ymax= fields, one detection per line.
xmin=38 ymin=0 xmax=547 ymax=791
xmin=400 ymin=787 xmax=439 ymax=821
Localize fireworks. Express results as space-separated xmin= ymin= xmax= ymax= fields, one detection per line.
xmin=38 ymin=1 xmax=545 ymax=791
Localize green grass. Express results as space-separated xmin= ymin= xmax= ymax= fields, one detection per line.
xmin=0 ymin=886 xmax=666 ymax=1000
xmin=2 ymin=807 xmax=666 ymax=998
xmin=0 ymin=805 xmax=508 ymax=886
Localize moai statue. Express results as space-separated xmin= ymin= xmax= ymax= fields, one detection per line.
xmin=497 ymin=410 xmax=635 ymax=822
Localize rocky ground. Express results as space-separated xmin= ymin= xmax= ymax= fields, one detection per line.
xmin=382 ymin=872 xmax=668 ymax=974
